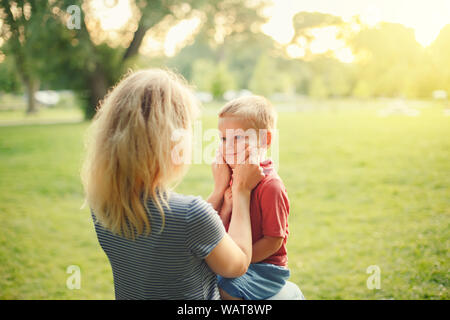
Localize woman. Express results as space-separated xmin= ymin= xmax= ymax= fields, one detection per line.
xmin=81 ymin=69 xmax=264 ymax=299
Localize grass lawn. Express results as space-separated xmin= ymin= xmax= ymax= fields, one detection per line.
xmin=0 ymin=101 xmax=448 ymax=299
xmin=0 ymin=108 xmax=83 ymax=126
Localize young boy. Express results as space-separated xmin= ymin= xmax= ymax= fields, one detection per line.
xmin=215 ymin=95 xmax=291 ymax=300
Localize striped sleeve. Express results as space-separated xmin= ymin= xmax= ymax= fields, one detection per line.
xmin=186 ymin=196 xmax=226 ymax=259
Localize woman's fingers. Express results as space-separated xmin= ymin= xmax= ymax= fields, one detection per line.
xmin=232 ymin=161 xmax=265 ymax=192
xmin=211 ymin=148 xmax=232 ymax=192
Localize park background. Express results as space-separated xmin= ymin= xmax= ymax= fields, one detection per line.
xmin=0 ymin=0 xmax=449 ymax=299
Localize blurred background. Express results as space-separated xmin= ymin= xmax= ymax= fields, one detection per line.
xmin=0 ymin=0 xmax=448 ymax=299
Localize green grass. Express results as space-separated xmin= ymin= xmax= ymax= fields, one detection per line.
xmin=0 ymin=108 xmax=83 ymax=125
xmin=0 ymin=101 xmax=449 ymax=299
xmin=0 ymin=92 xmax=83 ymax=125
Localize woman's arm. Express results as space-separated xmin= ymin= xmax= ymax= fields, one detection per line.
xmin=205 ymin=158 xmax=264 ymax=278
xmin=205 ymin=188 xmax=252 ymax=278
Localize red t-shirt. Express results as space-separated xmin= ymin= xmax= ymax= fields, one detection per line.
xmin=226 ymin=159 xmax=290 ymax=267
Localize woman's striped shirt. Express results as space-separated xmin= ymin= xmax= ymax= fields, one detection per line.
xmin=91 ymin=193 xmax=226 ymax=300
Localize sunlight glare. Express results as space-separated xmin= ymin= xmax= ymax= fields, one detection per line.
xmin=261 ymin=0 xmax=296 ymax=44
xmin=286 ymin=44 xmax=305 ymax=58
xmin=334 ymin=47 xmax=354 ymax=63
xmin=91 ymin=0 xmax=132 ymax=31
xmin=164 ymin=18 xmax=202 ymax=57
xmin=308 ymin=26 xmax=342 ymax=54
xmin=263 ymin=0 xmax=450 ymax=50
xmin=360 ymin=4 xmax=381 ymax=27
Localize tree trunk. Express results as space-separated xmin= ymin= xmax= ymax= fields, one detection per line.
xmin=24 ymin=77 xmax=39 ymax=114
xmin=85 ymin=64 xmax=109 ymax=119
xmin=122 ymin=20 xmax=150 ymax=61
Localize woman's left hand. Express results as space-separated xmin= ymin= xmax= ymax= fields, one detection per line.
xmin=211 ymin=148 xmax=232 ymax=193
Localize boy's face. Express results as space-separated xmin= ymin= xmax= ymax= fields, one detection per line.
xmin=218 ymin=117 xmax=271 ymax=169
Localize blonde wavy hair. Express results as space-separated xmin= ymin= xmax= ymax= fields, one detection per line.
xmin=81 ymin=68 xmax=199 ymax=239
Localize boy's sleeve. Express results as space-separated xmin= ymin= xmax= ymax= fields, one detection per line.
xmin=259 ymin=179 xmax=290 ymax=238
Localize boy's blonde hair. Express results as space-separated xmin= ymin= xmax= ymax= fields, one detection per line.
xmin=218 ymin=95 xmax=277 ymax=130
xmin=81 ymin=68 xmax=198 ymax=239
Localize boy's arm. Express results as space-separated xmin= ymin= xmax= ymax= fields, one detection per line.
xmin=253 ymin=178 xmax=289 ymax=263
xmin=251 ymin=236 xmax=284 ymax=263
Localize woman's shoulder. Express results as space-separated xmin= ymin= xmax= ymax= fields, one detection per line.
xmin=168 ymin=192 xmax=203 ymax=206
xmin=167 ymin=192 xmax=216 ymax=215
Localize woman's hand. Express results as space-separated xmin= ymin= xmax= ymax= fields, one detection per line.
xmin=207 ymin=149 xmax=232 ymax=212
xmin=232 ymin=147 xmax=265 ymax=193
xmin=211 ymin=149 xmax=232 ymax=194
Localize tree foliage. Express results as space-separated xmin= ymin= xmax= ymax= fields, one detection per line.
xmin=1 ymin=3 xmax=450 ymax=113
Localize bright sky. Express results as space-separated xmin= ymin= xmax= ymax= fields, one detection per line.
xmin=90 ymin=0 xmax=132 ymax=31
xmin=90 ymin=0 xmax=450 ymax=61
xmin=263 ymin=0 xmax=450 ymax=47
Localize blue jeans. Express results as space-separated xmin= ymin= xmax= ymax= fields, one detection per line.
xmin=218 ymin=263 xmax=291 ymax=300
xmin=267 ymin=281 xmax=306 ymax=300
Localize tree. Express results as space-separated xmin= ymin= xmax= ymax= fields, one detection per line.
xmin=191 ymin=59 xmax=235 ymax=98
xmin=349 ymin=22 xmax=424 ymax=98
xmin=191 ymin=59 xmax=216 ymax=92
xmin=168 ymin=2 xmax=271 ymax=89
xmin=249 ymin=54 xmax=277 ymax=96
xmin=290 ymin=11 xmax=345 ymax=60
xmin=429 ymin=24 xmax=450 ymax=94
xmin=0 ymin=1 xmax=65 ymax=113
xmin=220 ymin=32 xmax=275 ymax=89
xmin=1 ymin=0 xmax=269 ymax=118
xmin=71 ymin=0 xmax=268 ymax=118
xmin=308 ymin=75 xmax=328 ymax=99
xmin=210 ymin=62 xmax=235 ymax=99
xmin=352 ymin=80 xmax=372 ymax=99
xmin=0 ymin=54 xmax=21 ymax=94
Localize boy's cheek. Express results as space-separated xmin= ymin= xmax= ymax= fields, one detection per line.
xmin=224 ymin=153 xmax=236 ymax=165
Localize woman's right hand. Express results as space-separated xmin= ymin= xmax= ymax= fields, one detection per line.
xmin=232 ymin=147 xmax=265 ymax=193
